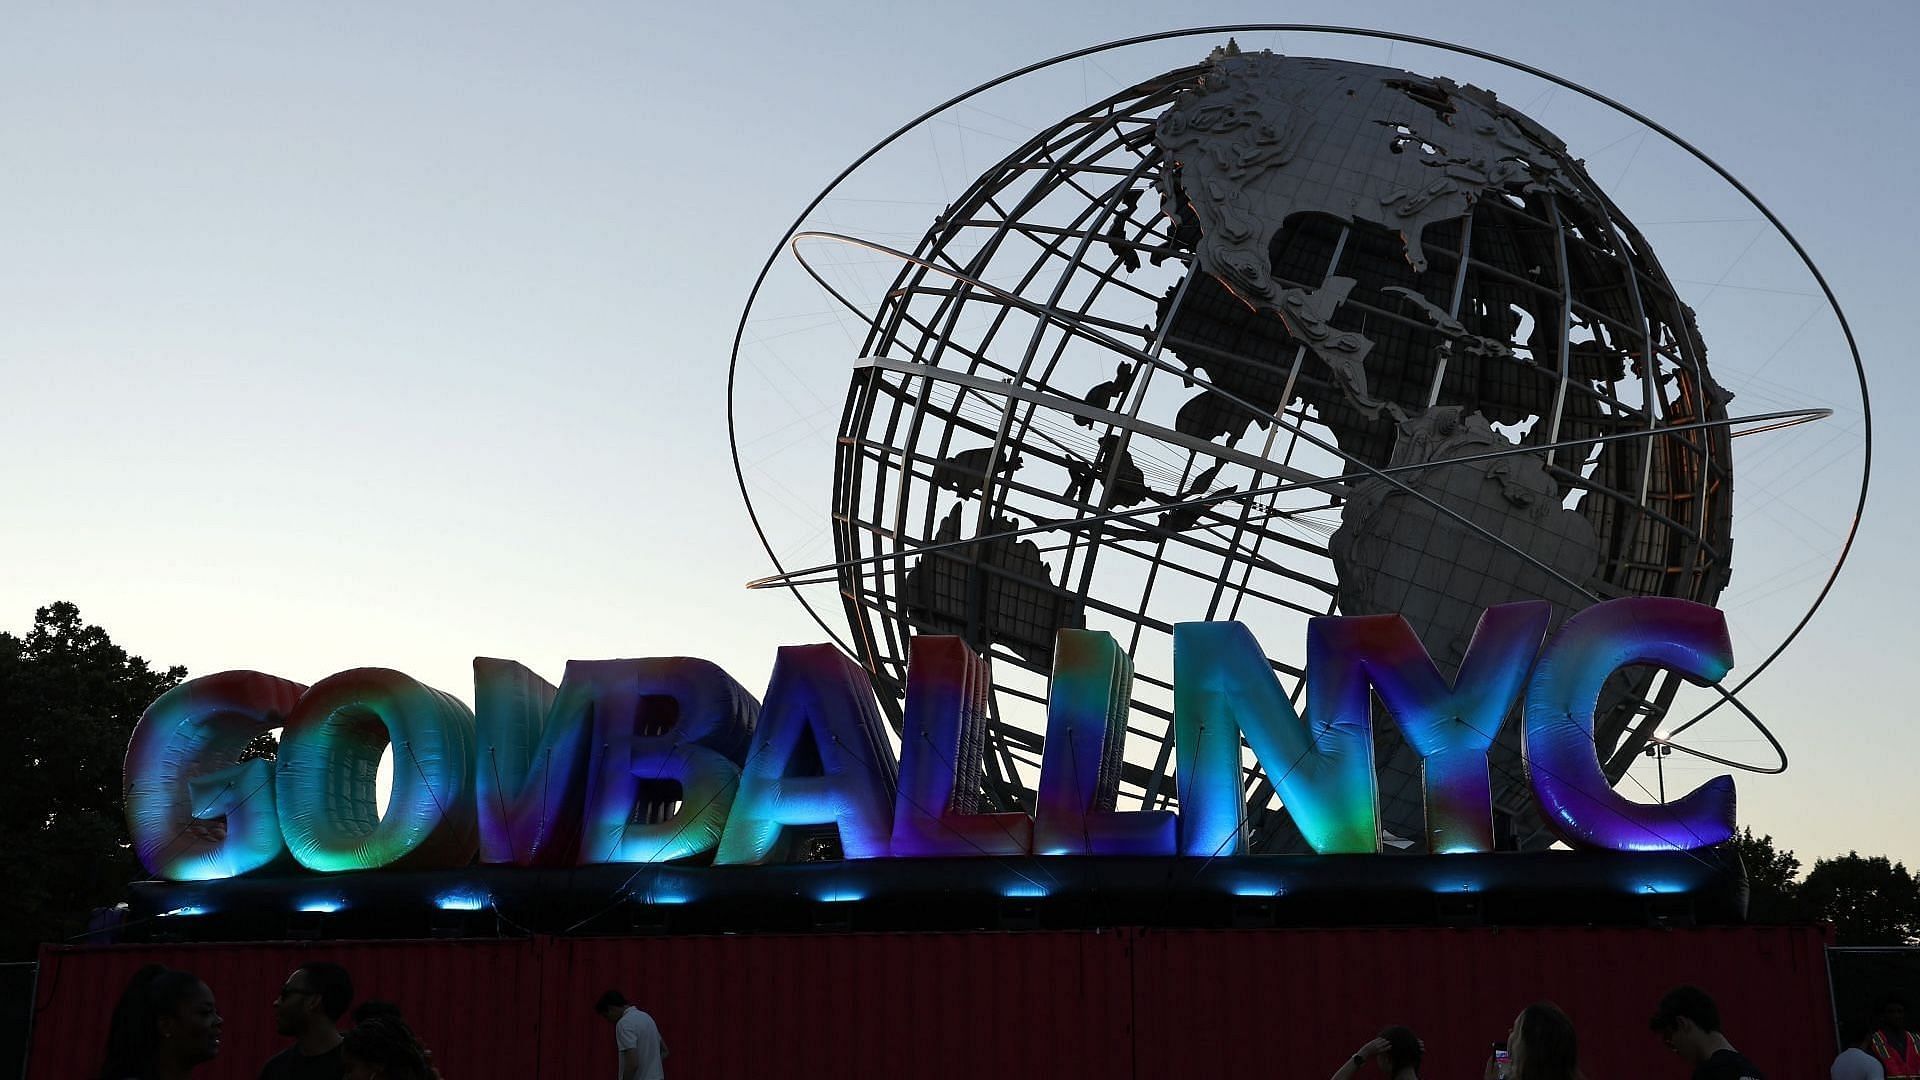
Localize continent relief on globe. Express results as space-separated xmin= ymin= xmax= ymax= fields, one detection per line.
xmin=1156 ymin=44 xmax=1585 ymax=290
xmin=834 ymin=41 xmax=1733 ymax=851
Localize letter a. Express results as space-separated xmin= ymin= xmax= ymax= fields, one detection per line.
xmin=715 ymin=645 xmax=897 ymax=864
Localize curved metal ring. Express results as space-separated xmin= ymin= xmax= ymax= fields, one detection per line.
xmin=725 ymin=24 xmax=1870 ymax=772
xmin=746 ymin=402 xmax=1830 ymax=594
xmin=778 ymin=226 xmax=1818 ymax=775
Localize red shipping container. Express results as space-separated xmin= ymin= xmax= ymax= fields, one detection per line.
xmin=30 ymin=925 xmax=1832 ymax=1079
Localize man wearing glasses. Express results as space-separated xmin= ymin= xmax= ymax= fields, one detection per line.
xmin=261 ymin=962 xmax=354 ymax=1080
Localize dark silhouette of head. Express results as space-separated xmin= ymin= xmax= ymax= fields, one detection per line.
xmin=1879 ymin=993 xmax=1910 ymax=1034
xmin=1649 ymin=985 xmax=1722 ymax=1063
xmin=595 ymin=989 xmax=630 ymax=1022
xmin=1650 ymin=985 xmax=1721 ymax=1035
xmin=98 ymin=965 xmax=222 ymax=1080
xmin=1377 ymin=1025 xmax=1422 ymax=1074
xmin=1511 ymin=1002 xmax=1579 ymax=1080
xmin=340 ymin=1016 xmax=433 ymax=1080
xmin=274 ymin=961 xmax=354 ymax=1037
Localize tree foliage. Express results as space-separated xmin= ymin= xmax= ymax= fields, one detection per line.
xmin=1732 ymin=827 xmax=1802 ymax=894
xmin=1730 ymin=827 xmax=1806 ymax=922
xmin=0 ymin=602 xmax=184 ymax=959
xmin=1801 ymin=852 xmax=1920 ymax=946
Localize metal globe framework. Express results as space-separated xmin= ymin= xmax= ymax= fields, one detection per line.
xmin=731 ymin=28 xmax=1868 ymax=855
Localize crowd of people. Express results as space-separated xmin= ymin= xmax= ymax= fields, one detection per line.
xmin=98 ymin=961 xmax=448 ymax=1080
xmin=1326 ymin=985 xmax=1920 ymax=1080
xmin=92 ymin=962 xmax=1918 ymax=1080
xmin=94 ymin=960 xmax=668 ymax=1080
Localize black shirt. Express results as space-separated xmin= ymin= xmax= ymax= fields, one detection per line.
xmin=1694 ymin=1048 xmax=1764 ymax=1080
xmin=259 ymin=1042 xmax=346 ymax=1080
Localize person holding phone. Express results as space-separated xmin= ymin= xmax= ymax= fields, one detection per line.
xmin=1331 ymin=1026 xmax=1422 ymax=1080
xmin=1486 ymin=1002 xmax=1583 ymax=1080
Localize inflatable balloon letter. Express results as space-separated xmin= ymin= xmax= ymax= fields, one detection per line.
xmin=276 ymin=668 xmax=479 ymax=872
xmin=576 ymin=657 xmax=757 ymax=865
xmin=473 ymin=658 xmax=610 ymax=866
xmin=1033 ymin=629 xmax=1175 ymax=856
xmin=714 ymin=645 xmax=897 ymax=864
xmin=890 ymin=636 xmax=1032 ymax=857
xmin=1174 ymin=621 xmax=1379 ymax=856
xmin=125 ymin=671 xmax=307 ymax=881
xmin=1524 ymin=598 xmax=1736 ymax=851
xmin=1307 ymin=603 xmax=1550 ymax=853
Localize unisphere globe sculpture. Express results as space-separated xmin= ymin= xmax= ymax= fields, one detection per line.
xmin=820 ymin=44 xmax=1736 ymax=851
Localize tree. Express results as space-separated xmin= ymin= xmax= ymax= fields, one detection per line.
xmin=1801 ymin=852 xmax=1920 ymax=946
xmin=1730 ymin=827 xmax=1805 ymax=921
xmin=0 ymin=603 xmax=184 ymax=959
xmin=1732 ymin=827 xmax=1802 ymax=893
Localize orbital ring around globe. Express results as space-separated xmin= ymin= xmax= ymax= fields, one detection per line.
xmin=772 ymin=225 xmax=1822 ymax=628
xmin=770 ymin=225 xmax=1820 ymax=781
xmin=726 ymin=26 xmax=1870 ymax=850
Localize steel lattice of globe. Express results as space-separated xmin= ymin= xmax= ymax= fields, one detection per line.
xmin=805 ymin=44 xmax=1743 ymax=852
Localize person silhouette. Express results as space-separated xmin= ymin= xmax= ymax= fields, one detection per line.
xmin=1650 ymin=986 xmax=1763 ymax=1079
xmin=98 ymin=965 xmax=223 ymax=1080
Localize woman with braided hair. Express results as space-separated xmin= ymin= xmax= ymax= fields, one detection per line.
xmin=340 ymin=1016 xmax=437 ymax=1080
xmin=97 ymin=964 xmax=223 ymax=1080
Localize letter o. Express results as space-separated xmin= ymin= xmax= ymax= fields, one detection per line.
xmin=276 ymin=668 xmax=478 ymax=871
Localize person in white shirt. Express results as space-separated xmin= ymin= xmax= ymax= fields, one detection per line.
xmin=1837 ymin=1018 xmax=1890 ymax=1080
xmin=593 ymin=990 xmax=666 ymax=1080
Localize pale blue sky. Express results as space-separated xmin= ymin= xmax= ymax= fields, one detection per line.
xmin=4 ymin=2 xmax=1913 ymax=870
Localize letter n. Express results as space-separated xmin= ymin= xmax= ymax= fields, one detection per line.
xmin=1173 ymin=621 xmax=1378 ymax=855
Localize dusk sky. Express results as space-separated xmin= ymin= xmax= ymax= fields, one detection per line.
xmin=5 ymin=2 xmax=1913 ymax=871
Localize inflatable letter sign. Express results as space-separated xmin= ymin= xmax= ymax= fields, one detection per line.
xmin=125 ymin=598 xmax=1739 ymax=881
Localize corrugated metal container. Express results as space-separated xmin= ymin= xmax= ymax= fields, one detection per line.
xmin=1128 ymin=925 xmax=1834 ymax=1078
xmin=29 ymin=939 xmax=541 ymax=1080
xmin=536 ymin=930 xmax=1137 ymax=1079
xmin=31 ymin=925 xmax=1831 ymax=1079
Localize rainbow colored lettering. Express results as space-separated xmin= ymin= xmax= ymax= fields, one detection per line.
xmin=123 ymin=598 xmax=1740 ymax=880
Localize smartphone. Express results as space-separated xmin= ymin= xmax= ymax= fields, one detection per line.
xmin=1492 ymin=1042 xmax=1512 ymax=1079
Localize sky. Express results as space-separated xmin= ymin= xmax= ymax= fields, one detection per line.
xmin=3 ymin=1 xmax=1914 ymax=872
